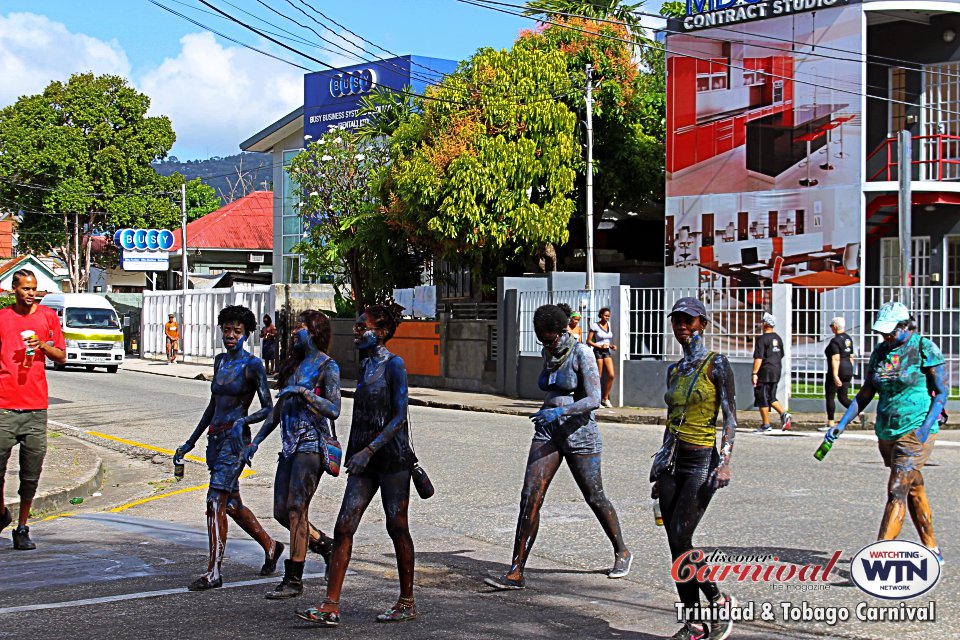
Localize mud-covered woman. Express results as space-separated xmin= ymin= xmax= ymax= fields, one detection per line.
xmin=175 ymin=305 xmax=283 ymax=591
xmin=246 ymin=309 xmax=341 ymax=599
xmin=298 ymin=304 xmax=418 ymax=626
xmin=654 ymin=297 xmax=737 ymax=640
xmin=485 ymin=304 xmax=631 ymax=591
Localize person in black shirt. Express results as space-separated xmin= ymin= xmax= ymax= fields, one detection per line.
xmin=822 ymin=317 xmax=863 ymax=430
xmin=752 ymin=313 xmax=791 ymax=432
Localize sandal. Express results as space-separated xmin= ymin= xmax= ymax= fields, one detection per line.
xmin=483 ymin=573 xmax=526 ymax=591
xmin=296 ymin=600 xmax=341 ymax=626
xmin=376 ymin=597 xmax=417 ymax=623
xmin=187 ymin=575 xmax=222 ymax=591
xmin=260 ymin=540 xmax=284 ymax=576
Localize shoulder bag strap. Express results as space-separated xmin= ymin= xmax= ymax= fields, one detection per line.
xmin=672 ymin=352 xmax=716 ymax=433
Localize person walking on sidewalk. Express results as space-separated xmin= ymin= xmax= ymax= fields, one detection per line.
xmin=175 ymin=305 xmax=283 ymax=591
xmin=0 ymin=270 xmax=66 ymax=550
xmin=484 ymin=304 xmax=632 ymax=591
xmin=823 ymin=317 xmax=860 ymax=431
xmin=247 ymin=310 xmax=341 ymax=600
xmin=164 ymin=313 xmax=180 ymax=364
xmin=260 ymin=314 xmax=278 ymax=376
xmin=752 ymin=313 xmax=791 ymax=432
xmin=587 ymin=307 xmax=617 ymax=408
xmin=819 ymin=302 xmax=946 ymax=564
xmin=298 ymin=304 xmax=419 ymax=626
xmin=654 ymin=297 xmax=737 ymax=640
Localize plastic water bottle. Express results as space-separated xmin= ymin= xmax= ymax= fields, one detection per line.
xmin=814 ymin=439 xmax=833 ymax=461
xmin=652 ymin=498 xmax=663 ymax=526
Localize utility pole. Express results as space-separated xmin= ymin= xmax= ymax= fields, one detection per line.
xmin=897 ymin=129 xmax=912 ymax=305
xmin=181 ymin=181 xmax=188 ymax=339
xmin=585 ymin=63 xmax=595 ymax=293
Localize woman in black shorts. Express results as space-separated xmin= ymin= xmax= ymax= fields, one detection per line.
xmin=587 ymin=307 xmax=617 ymax=407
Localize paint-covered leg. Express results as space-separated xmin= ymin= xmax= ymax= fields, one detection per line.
xmin=379 ymin=471 xmax=416 ymax=621
xmin=878 ymin=469 xmax=912 ymax=541
xmin=907 ymin=471 xmax=937 ymax=549
xmin=226 ymin=492 xmax=283 ymax=575
xmin=567 ymin=453 xmax=631 ymax=577
xmin=189 ymin=491 xmax=228 ymax=590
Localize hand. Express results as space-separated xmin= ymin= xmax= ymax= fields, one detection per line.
xmin=347 ymin=447 xmax=373 ymax=475
xmin=529 ymin=407 xmax=564 ymax=427
xmin=823 ymin=426 xmax=843 ymax=444
xmin=650 ymin=483 xmax=659 ymax=500
xmin=834 ymin=376 xmax=842 ymax=388
xmin=230 ymin=418 xmax=245 ymax=437
xmin=243 ymin=443 xmax=258 ymax=466
xmin=175 ymin=442 xmax=193 ymax=461
xmin=751 ymin=373 xmax=758 ymax=388
xmin=277 ymin=385 xmax=302 ymax=398
xmin=610 ymin=344 xmax=618 ymax=351
xmin=23 ymin=335 xmax=41 ymax=351
xmin=709 ymin=460 xmax=731 ymax=489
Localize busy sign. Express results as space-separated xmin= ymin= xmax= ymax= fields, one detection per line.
xmin=114 ymin=228 xmax=175 ymax=271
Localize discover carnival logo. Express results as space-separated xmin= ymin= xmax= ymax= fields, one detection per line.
xmin=850 ymin=540 xmax=942 ymax=600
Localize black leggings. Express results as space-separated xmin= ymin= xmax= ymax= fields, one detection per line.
xmin=656 ymin=443 xmax=721 ymax=618
xmin=824 ymin=372 xmax=852 ymax=422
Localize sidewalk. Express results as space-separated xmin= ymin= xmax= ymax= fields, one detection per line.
xmin=123 ymin=356 xmax=872 ymax=431
xmin=3 ymin=433 xmax=103 ymax=518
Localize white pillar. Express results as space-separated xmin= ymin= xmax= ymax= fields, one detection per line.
xmin=772 ymin=283 xmax=793 ymax=410
xmin=610 ymin=285 xmax=631 ymax=407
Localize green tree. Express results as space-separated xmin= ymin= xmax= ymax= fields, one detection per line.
xmin=288 ymin=132 xmax=427 ymax=312
xmin=659 ymin=1 xmax=686 ymax=19
xmin=355 ymin=85 xmax=416 ymax=142
xmin=184 ymin=177 xmax=221 ymax=221
xmin=384 ymin=45 xmax=579 ymax=289
xmin=0 ymin=73 xmax=177 ymax=291
xmin=523 ymin=0 xmax=650 ymax=40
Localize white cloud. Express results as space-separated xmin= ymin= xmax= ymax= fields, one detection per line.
xmin=0 ymin=12 xmax=130 ymax=106
xmin=139 ymin=31 xmax=303 ymax=158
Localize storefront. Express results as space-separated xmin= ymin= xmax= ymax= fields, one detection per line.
xmin=241 ymin=55 xmax=456 ymax=284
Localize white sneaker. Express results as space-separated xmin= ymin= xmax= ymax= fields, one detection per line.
xmin=601 ymin=399 xmax=613 ymax=408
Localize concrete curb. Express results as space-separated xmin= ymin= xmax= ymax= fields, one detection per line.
xmin=6 ymin=441 xmax=104 ymax=517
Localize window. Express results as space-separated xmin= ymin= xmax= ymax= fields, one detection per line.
xmin=923 ymin=62 xmax=960 ymax=180
xmin=946 ymin=236 xmax=960 ymax=285
xmin=281 ymin=149 xmax=303 ymax=283
xmin=890 ymin=67 xmax=907 ymax=135
xmin=880 ymin=237 xmax=931 ymax=286
xmin=66 ymin=308 xmax=119 ymax=329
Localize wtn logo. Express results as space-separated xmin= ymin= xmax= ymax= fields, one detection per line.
xmin=851 ymin=541 xmax=941 ymax=600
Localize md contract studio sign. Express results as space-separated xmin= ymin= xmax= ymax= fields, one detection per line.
xmin=114 ymin=228 xmax=175 ymax=271
xmin=679 ymin=0 xmax=858 ymax=31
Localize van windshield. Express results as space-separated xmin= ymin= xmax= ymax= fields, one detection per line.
xmin=66 ymin=308 xmax=120 ymax=329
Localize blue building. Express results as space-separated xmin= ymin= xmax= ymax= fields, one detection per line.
xmin=242 ymin=55 xmax=457 ymax=284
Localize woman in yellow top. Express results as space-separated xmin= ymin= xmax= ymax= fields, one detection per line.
xmin=653 ymin=297 xmax=738 ymax=640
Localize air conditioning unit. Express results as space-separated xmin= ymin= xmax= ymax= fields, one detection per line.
xmin=249 ymin=253 xmax=265 ymax=263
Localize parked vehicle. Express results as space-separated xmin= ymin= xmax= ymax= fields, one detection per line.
xmin=40 ymin=293 xmax=124 ymax=373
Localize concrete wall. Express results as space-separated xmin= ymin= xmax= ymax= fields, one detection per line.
xmin=622 ymin=360 xmax=757 ymax=412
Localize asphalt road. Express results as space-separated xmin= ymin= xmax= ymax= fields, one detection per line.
xmin=1 ymin=367 xmax=958 ymax=639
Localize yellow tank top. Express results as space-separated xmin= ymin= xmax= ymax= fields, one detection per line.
xmin=664 ymin=354 xmax=719 ymax=447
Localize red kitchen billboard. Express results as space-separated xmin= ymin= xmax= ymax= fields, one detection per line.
xmin=664 ymin=0 xmax=864 ymax=292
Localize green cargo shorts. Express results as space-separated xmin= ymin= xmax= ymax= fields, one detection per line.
xmin=0 ymin=409 xmax=48 ymax=501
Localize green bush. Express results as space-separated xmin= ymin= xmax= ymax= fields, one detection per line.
xmin=0 ymin=294 xmax=14 ymax=309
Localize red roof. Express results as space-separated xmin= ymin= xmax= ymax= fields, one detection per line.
xmin=172 ymin=191 xmax=273 ymax=251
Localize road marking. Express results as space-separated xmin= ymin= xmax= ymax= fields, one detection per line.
xmin=109 ymin=483 xmax=210 ymax=513
xmin=84 ymin=430 xmax=206 ymax=463
xmin=0 ymin=573 xmax=326 ymax=615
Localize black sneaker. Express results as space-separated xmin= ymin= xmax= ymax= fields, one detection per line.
xmin=754 ymin=424 xmax=772 ymax=434
xmin=12 ymin=525 xmax=36 ymax=551
xmin=671 ymin=622 xmax=709 ymax=640
xmin=711 ymin=594 xmax=737 ymax=640
xmin=780 ymin=413 xmax=792 ymax=431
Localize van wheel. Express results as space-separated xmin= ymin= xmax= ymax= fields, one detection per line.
xmin=54 ymin=363 xmax=66 ymax=371
xmin=107 ymin=366 xmax=118 ymax=374
xmin=85 ymin=365 xmax=95 ymax=371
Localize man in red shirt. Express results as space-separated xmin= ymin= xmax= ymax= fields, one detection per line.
xmin=0 ymin=270 xmax=66 ymax=550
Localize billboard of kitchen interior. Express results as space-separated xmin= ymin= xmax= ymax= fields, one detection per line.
xmin=665 ymin=3 xmax=863 ymax=197
xmin=665 ymin=183 xmax=861 ymax=291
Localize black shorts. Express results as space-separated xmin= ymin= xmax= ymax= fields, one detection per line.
xmin=753 ymin=382 xmax=779 ymax=408
xmin=593 ymin=347 xmax=612 ymax=360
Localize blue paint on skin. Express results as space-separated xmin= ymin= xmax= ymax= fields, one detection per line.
xmin=176 ymin=307 xmax=279 ymax=590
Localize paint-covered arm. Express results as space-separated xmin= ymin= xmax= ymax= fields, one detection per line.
xmin=918 ymin=364 xmax=948 ymax=443
xmin=824 ymin=378 xmax=876 ymax=443
xmin=239 ymin=358 xmax=273 ymax=429
xmin=250 ymin=401 xmax=282 ymax=447
xmin=300 ymin=360 xmax=341 ymax=420
xmin=709 ymin=354 xmax=737 ymax=489
xmin=530 ymin=347 xmax=600 ymax=426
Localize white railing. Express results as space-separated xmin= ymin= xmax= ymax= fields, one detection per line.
xmin=791 ymin=285 xmax=960 ymax=399
xmin=142 ymin=286 xmax=274 ymax=362
xmin=518 ymin=289 xmax=611 ymax=355
xmin=629 ymin=287 xmax=771 ymax=362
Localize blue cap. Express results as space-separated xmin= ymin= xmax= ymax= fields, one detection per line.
xmin=873 ymin=301 xmax=910 ymax=334
xmin=668 ymin=297 xmax=707 ymax=319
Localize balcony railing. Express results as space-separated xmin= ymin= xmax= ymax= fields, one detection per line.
xmin=867 ymin=134 xmax=960 ymax=182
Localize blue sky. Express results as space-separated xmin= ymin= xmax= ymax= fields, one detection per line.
xmin=1 ymin=0 xmax=666 ymax=159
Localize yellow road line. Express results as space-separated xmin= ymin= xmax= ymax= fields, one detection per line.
xmin=31 ymin=512 xmax=77 ymax=524
xmin=109 ymin=483 xmax=210 ymax=513
xmin=84 ymin=431 xmax=206 ymax=462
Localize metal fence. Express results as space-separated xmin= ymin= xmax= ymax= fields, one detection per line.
xmin=629 ymin=287 xmax=771 ymax=361
xmin=791 ymin=285 xmax=960 ymax=398
xmin=142 ymin=285 xmax=274 ymax=362
xmin=518 ymin=289 xmax=610 ymax=355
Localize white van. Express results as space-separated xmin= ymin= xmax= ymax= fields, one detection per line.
xmin=40 ymin=293 xmax=125 ymax=373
